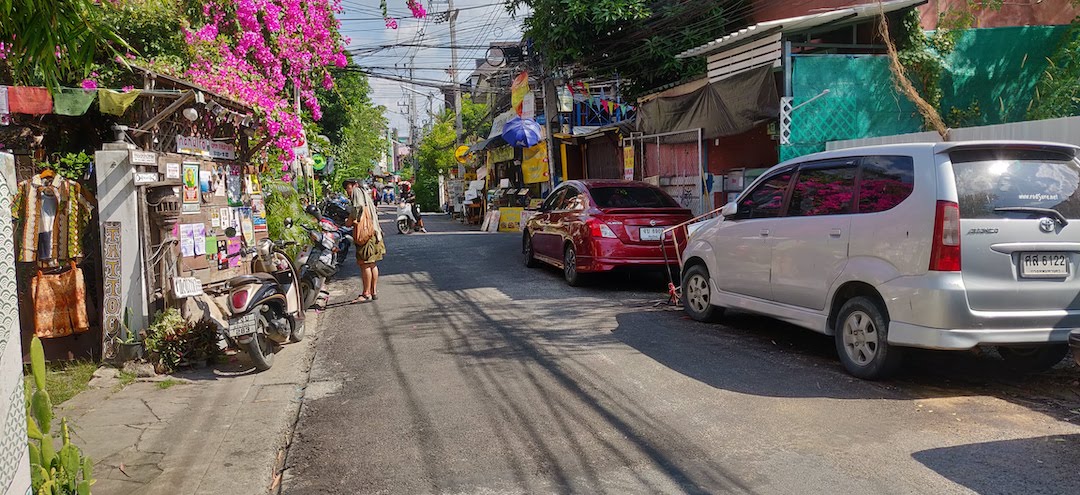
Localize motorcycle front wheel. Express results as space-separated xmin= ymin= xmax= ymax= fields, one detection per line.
xmin=397 ymin=219 xmax=411 ymax=234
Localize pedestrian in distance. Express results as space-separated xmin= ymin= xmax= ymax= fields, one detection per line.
xmin=343 ymin=179 xmax=385 ymax=304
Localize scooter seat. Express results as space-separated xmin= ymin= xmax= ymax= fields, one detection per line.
xmin=228 ymin=272 xmax=277 ymax=287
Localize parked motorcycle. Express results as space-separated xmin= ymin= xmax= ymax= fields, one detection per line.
xmin=211 ymin=224 xmax=306 ymax=371
xmin=296 ymin=204 xmax=350 ymax=309
xmin=397 ymin=199 xmax=421 ymax=234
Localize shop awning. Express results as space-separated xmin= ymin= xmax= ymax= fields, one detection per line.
xmin=636 ymin=65 xmax=778 ymax=142
xmin=468 ymin=135 xmax=506 ymax=153
xmin=675 ymin=0 xmax=926 ymax=60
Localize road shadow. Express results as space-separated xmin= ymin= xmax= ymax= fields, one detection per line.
xmin=612 ymin=309 xmax=1080 ymax=411
xmin=912 ymin=434 xmax=1080 ymax=495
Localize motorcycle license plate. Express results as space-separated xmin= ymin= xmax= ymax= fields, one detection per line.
xmin=227 ymin=312 xmax=258 ymax=337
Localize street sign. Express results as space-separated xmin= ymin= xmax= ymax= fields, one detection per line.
xmin=454 ymin=145 xmax=470 ymax=164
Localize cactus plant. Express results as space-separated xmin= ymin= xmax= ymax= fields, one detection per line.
xmin=26 ymin=336 xmax=95 ymax=495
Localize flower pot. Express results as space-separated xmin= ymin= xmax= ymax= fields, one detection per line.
xmin=118 ymin=342 xmax=144 ymax=362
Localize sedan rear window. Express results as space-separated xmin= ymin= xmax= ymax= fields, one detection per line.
xmin=950 ymin=149 xmax=1080 ymax=219
xmin=590 ymin=186 xmax=679 ymax=208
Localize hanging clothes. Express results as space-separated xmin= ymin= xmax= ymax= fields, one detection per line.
xmin=12 ymin=173 xmax=95 ymax=262
xmin=31 ymin=263 xmax=90 ymax=338
xmin=7 ymin=86 xmax=53 ymax=115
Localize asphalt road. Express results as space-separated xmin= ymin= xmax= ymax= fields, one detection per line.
xmin=282 ymin=211 xmax=1080 ymax=495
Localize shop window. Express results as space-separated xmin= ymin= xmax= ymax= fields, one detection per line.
xmin=788 ymin=166 xmax=857 ymax=217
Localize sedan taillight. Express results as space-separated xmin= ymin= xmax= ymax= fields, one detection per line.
xmin=587 ymin=219 xmax=617 ymax=238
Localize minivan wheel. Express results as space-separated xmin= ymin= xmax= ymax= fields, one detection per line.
xmin=998 ymin=344 xmax=1069 ymax=372
xmin=681 ymin=264 xmax=723 ymax=322
xmin=834 ymin=297 xmax=904 ymax=380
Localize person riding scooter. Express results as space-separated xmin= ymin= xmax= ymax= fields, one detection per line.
xmin=400 ymin=189 xmax=426 ymax=233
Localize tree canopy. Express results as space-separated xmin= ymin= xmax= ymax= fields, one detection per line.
xmin=507 ymin=0 xmax=753 ymax=96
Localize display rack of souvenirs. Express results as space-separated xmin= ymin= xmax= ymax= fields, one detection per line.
xmin=12 ymin=167 xmax=96 ymax=338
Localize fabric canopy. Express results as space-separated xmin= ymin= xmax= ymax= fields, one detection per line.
xmin=637 ymin=65 xmax=778 ymax=143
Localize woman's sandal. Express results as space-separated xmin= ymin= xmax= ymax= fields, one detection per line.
xmin=371 ymin=293 xmax=378 ymax=300
xmin=351 ymin=294 xmax=373 ymax=304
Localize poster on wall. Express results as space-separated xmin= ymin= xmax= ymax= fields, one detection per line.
xmin=217 ymin=239 xmax=229 ymax=270
xmin=248 ymin=174 xmax=262 ymax=195
xmin=181 ymin=162 xmax=200 ymax=213
xmin=227 ymin=165 xmax=243 ymax=206
xmin=226 ymin=237 xmax=242 ymax=268
xmin=623 ymin=146 xmax=635 ymax=180
xmin=251 ymin=196 xmax=267 ymax=232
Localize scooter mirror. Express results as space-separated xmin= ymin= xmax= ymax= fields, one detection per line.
xmin=224 ymin=227 xmax=237 ymax=238
xmin=284 ymin=217 xmax=294 ymax=229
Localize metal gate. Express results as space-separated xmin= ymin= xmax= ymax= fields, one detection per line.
xmin=0 ymin=152 xmax=30 ymax=495
xmin=622 ymin=129 xmax=709 ymax=216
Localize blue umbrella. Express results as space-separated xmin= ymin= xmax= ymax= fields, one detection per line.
xmin=502 ymin=117 xmax=542 ymax=148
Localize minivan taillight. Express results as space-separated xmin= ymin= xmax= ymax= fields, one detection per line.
xmin=929 ymin=200 xmax=961 ymax=271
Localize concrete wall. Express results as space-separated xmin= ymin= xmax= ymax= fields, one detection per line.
xmin=751 ymin=0 xmax=1079 ymax=29
xmin=826 ymin=115 xmax=1080 ymax=150
xmin=95 ymin=144 xmax=148 ymax=360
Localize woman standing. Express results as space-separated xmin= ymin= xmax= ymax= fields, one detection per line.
xmin=344 ymin=179 xmax=385 ymax=303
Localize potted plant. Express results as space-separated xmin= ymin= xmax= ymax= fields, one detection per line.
xmin=116 ymin=308 xmax=144 ymax=362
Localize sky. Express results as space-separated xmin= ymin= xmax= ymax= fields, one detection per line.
xmin=337 ymin=0 xmax=528 ymax=138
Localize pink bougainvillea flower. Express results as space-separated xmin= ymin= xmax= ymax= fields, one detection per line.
xmin=385 ymin=18 xmax=398 ymax=29
xmin=80 ymin=79 xmax=98 ymax=90
xmin=121 ymin=85 xmax=134 ymax=92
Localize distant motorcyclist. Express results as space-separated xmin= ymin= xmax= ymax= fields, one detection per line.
xmin=401 ymin=188 xmax=427 ymax=233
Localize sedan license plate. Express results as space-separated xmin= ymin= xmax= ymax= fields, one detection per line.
xmin=1020 ymin=252 xmax=1070 ymax=278
xmin=227 ymin=312 xmax=258 ymax=337
xmin=640 ymin=227 xmax=664 ymax=241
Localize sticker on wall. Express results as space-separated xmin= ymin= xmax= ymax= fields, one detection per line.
xmin=239 ymin=207 xmax=254 ymax=243
xmin=181 ymin=162 xmax=200 ymax=213
xmin=217 ymin=239 xmax=229 ymax=270
xmin=251 ymin=196 xmax=267 ymax=233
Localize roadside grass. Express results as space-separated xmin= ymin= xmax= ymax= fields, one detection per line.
xmin=116 ymin=370 xmax=137 ymax=391
xmin=23 ymin=360 xmax=98 ymax=405
xmin=157 ymin=379 xmax=179 ymax=390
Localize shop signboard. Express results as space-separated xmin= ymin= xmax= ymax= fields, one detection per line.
xmin=498 ymin=207 xmax=523 ymax=232
xmin=623 ymin=146 xmax=635 ymax=180
xmin=209 ymin=141 xmax=236 ymax=160
xmin=133 ymin=171 xmax=159 ymax=185
xmin=130 ymin=150 xmax=157 ymax=165
xmin=172 ymin=277 xmax=204 ymax=298
xmin=176 ymin=135 xmax=212 ymax=158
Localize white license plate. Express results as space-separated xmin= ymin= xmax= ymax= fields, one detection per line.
xmin=227 ymin=312 xmax=258 ymax=337
xmin=1020 ymin=252 xmax=1070 ymax=278
xmin=640 ymin=227 xmax=664 ymax=241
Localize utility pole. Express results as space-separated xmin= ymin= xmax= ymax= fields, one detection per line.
xmin=408 ymin=53 xmax=418 ymax=153
xmin=447 ymin=0 xmax=462 ymax=149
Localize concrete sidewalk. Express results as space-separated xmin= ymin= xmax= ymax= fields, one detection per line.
xmin=55 ymin=314 xmax=319 ymax=495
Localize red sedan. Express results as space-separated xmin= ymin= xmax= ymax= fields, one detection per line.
xmin=523 ymin=180 xmax=693 ymax=286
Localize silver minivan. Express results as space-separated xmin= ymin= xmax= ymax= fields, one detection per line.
xmin=681 ymin=141 xmax=1080 ymax=379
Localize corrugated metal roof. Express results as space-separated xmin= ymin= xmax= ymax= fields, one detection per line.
xmin=675 ymin=0 xmax=927 ymax=60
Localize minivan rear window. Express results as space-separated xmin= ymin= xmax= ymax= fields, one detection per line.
xmin=950 ymin=149 xmax=1080 ymax=219
xmin=590 ymin=186 xmax=678 ymax=209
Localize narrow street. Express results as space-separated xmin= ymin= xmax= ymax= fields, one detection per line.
xmin=283 ymin=212 xmax=1080 ymax=494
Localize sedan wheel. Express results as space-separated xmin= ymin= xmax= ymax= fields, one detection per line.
xmin=563 ymin=245 xmax=584 ymax=286
xmin=523 ymin=233 xmax=539 ymax=268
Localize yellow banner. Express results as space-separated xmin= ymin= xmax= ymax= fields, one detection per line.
xmin=511 ymin=71 xmax=529 ymax=115
xmin=522 ymin=142 xmax=548 ymax=184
